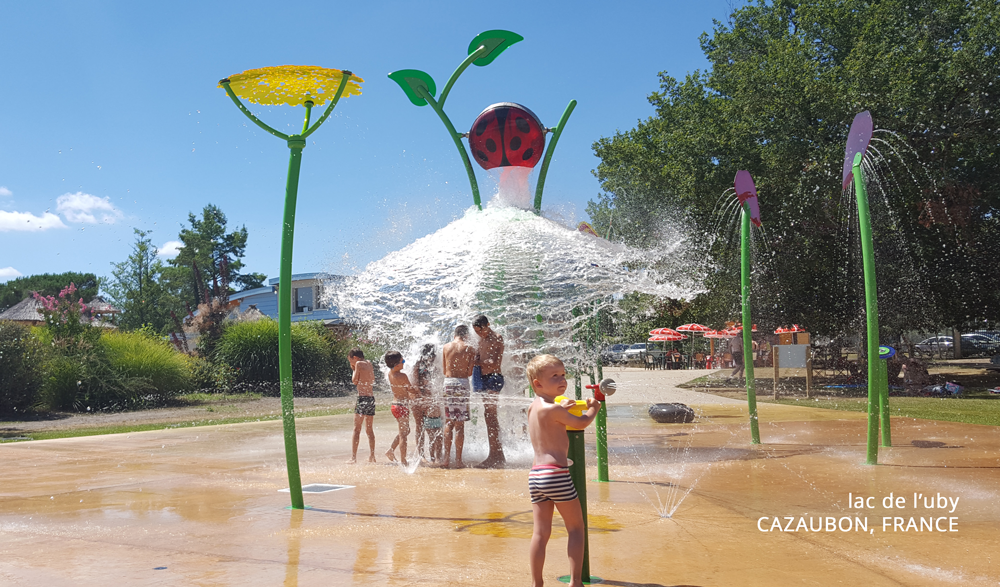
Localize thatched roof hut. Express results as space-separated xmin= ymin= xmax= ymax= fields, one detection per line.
xmin=0 ymin=296 xmax=44 ymax=325
xmin=0 ymin=295 xmax=119 ymax=328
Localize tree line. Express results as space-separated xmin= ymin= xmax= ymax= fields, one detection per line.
xmin=587 ymin=0 xmax=999 ymax=338
xmin=1 ymin=204 xmax=265 ymax=333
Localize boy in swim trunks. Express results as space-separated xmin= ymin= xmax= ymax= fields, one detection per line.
xmin=526 ymin=354 xmax=599 ymax=587
xmin=472 ymin=315 xmax=506 ymax=468
xmin=347 ymin=349 xmax=376 ymax=464
xmin=442 ymin=325 xmax=476 ymax=468
xmin=384 ymin=351 xmax=414 ymax=466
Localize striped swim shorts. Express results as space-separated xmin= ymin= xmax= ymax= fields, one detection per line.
xmin=528 ymin=465 xmax=578 ymax=504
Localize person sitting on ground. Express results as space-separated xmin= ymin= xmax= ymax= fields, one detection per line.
xmin=442 ymin=325 xmax=476 ymax=468
xmin=412 ymin=343 xmax=441 ymax=463
xmin=525 ymin=354 xmax=599 ymax=587
xmin=347 ymin=348 xmax=376 ymax=464
xmin=384 ymin=351 xmax=413 ymax=466
xmin=473 ymin=314 xmax=506 ymax=468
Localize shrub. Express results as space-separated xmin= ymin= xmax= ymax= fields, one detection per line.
xmin=0 ymin=320 xmax=44 ymax=413
xmin=100 ymin=330 xmax=192 ymax=396
xmin=215 ymin=319 xmax=331 ymax=385
xmin=37 ymin=355 xmax=85 ymax=411
xmin=188 ymin=355 xmax=237 ymax=392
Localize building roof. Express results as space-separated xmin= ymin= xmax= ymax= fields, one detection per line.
xmin=0 ymin=296 xmax=43 ymax=322
xmin=0 ymin=296 xmax=117 ymax=327
xmin=87 ymin=296 xmax=121 ymax=315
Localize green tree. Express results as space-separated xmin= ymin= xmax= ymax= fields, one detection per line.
xmin=0 ymin=272 xmax=98 ymax=312
xmin=104 ymin=229 xmax=174 ymax=332
xmin=589 ymin=0 xmax=1000 ymax=336
xmin=162 ymin=204 xmax=266 ymax=309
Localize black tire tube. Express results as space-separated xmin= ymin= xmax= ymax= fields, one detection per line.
xmin=648 ymin=403 xmax=696 ymax=424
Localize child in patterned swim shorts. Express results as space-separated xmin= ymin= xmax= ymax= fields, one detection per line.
xmin=526 ymin=354 xmax=599 ymax=587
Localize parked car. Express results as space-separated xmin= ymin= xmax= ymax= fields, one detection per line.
xmin=623 ymin=343 xmax=648 ymax=362
xmin=914 ymin=334 xmax=1000 ymax=357
xmin=601 ymin=344 xmax=629 ymax=364
xmin=960 ymin=333 xmax=1000 ymax=356
xmin=914 ymin=336 xmax=952 ymax=355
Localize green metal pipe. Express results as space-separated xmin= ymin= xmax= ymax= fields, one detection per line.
xmin=574 ymin=367 xmax=582 ymax=401
xmin=741 ymin=207 xmax=761 ymax=444
xmin=595 ymin=399 xmax=609 ymax=482
xmin=878 ymin=358 xmax=891 ymax=446
xmin=301 ymin=72 xmax=351 ymax=139
xmin=415 ymin=86 xmax=482 ymax=210
xmin=221 ymin=82 xmax=289 ymax=140
xmin=438 ymin=46 xmax=488 ymax=108
xmin=278 ymin=138 xmax=306 ymax=510
xmin=567 ymin=430 xmax=592 ymax=582
xmin=852 ymin=152 xmax=882 ymax=465
xmin=533 ymin=100 xmax=577 ymax=213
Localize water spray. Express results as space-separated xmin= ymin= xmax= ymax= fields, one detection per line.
xmin=219 ymin=66 xmax=363 ymax=509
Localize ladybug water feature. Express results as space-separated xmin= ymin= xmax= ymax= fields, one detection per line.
xmin=468 ymin=103 xmax=545 ymax=170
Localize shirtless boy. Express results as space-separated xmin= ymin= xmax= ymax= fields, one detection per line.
xmin=473 ymin=315 xmax=506 ymax=468
xmin=384 ymin=351 xmax=415 ymax=466
xmin=347 ymin=349 xmax=376 ymax=464
xmin=441 ymin=325 xmax=476 ymax=468
xmin=525 ymin=354 xmax=599 ymax=587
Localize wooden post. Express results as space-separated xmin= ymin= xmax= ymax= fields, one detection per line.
xmin=773 ymin=347 xmax=780 ymax=400
xmin=805 ymin=346 xmax=812 ymax=398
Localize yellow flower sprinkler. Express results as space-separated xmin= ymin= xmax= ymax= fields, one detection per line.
xmin=219 ymin=66 xmax=363 ymax=509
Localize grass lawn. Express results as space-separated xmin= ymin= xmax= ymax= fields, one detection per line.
xmin=750 ymin=391 xmax=1000 ymax=426
xmin=0 ymin=392 xmax=375 ymax=443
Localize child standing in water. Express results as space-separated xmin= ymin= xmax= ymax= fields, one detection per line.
xmin=347 ymin=349 xmax=376 ymax=464
xmin=412 ymin=344 xmax=444 ymax=463
xmin=525 ymin=354 xmax=599 ymax=587
xmin=384 ymin=351 xmax=414 ymax=466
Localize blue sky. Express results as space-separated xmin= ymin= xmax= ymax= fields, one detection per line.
xmin=0 ymin=0 xmax=734 ymax=286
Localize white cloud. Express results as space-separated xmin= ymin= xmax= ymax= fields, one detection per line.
xmin=157 ymin=240 xmax=183 ymax=259
xmin=0 ymin=267 xmax=23 ymax=282
xmin=0 ymin=186 xmax=12 ymax=197
xmin=0 ymin=210 xmax=68 ymax=231
xmin=56 ymin=192 xmax=123 ymax=224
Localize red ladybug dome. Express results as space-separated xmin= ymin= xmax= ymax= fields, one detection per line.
xmin=468 ymin=102 xmax=545 ymax=170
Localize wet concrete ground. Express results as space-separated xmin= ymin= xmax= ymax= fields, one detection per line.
xmin=1 ymin=371 xmax=997 ymax=586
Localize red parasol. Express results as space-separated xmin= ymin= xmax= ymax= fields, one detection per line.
xmin=676 ymin=323 xmax=711 ymax=333
xmin=675 ymin=324 xmax=711 ymax=368
xmin=702 ymin=330 xmax=729 ymax=339
xmin=649 ymin=333 xmax=686 ymax=341
xmin=650 ymin=327 xmax=682 ymax=336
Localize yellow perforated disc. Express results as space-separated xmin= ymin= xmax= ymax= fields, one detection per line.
xmin=219 ymin=65 xmax=363 ymax=107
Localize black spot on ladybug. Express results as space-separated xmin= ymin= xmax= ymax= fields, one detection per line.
xmin=509 ymin=136 xmax=521 ymax=151
xmin=485 ymin=138 xmax=497 ymax=153
xmin=522 ymin=148 xmax=534 ymax=161
xmin=477 ymin=150 xmax=489 ymax=162
xmin=515 ymin=118 xmax=530 ymax=133
xmin=476 ymin=120 xmax=489 ymax=135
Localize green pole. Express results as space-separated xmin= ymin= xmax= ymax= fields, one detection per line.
xmin=415 ymin=86 xmax=482 ymax=210
xmin=560 ymin=430 xmax=600 ymax=585
xmin=741 ymin=208 xmax=761 ymax=445
xmin=853 ymin=152 xmax=881 ymax=465
xmin=878 ymin=358 xmax=891 ymax=446
xmin=534 ymin=100 xmax=577 ymax=213
xmin=278 ymin=136 xmax=305 ymax=509
xmin=595 ymin=398 xmax=609 ymax=483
